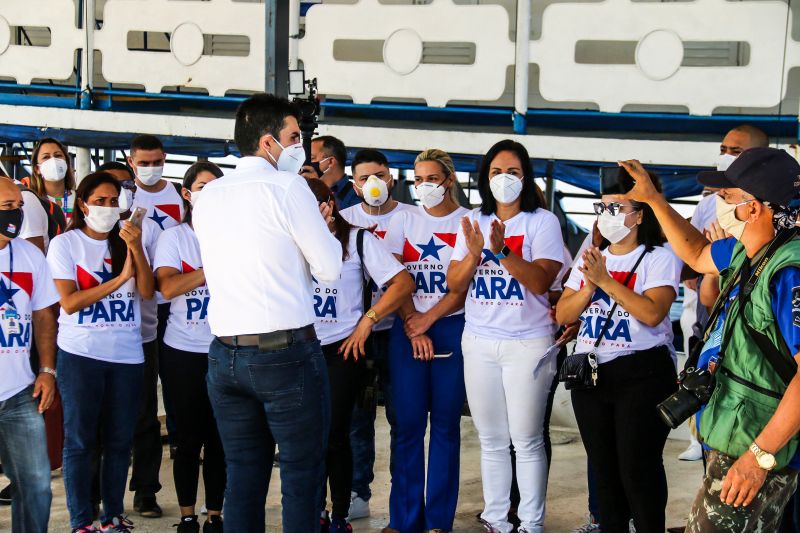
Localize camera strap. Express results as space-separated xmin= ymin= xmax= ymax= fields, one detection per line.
xmin=711 ymin=228 xmax=799 ymax=380
xmin=588 ymin=248 xmax=648 ymax=351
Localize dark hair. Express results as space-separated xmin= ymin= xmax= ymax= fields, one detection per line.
xmin=351 ymin=149 xmax=389 ymax=174
xmin=182 ymin=162 xmax=223 ymax=224
xmin=97 ymin=161 xmax=135 ymax=180
xmin=304 ymin=178 xmax=354 ymax=260
xmin=234 ymin=93 xmax=301 ymax=156
xmin=601 ymin=166 xmax=665 ymax=251
xmin=477 ymin=140 xmax=542 ymax=215
xmin=130 ymin=134 xmax=164 ymax=154
xmin=68 ymin=172 xmax=127 ymax=276
xmin=29 ymin=138 xmax=76 ymax=197
xmin=314 ymin=136 xmax=347 ymax=168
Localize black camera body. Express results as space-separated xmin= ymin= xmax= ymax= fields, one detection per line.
xmin=657 ymin=367 xmax=715 ymax=429
xmin=292 ymin=77 xmax=320 ymax=165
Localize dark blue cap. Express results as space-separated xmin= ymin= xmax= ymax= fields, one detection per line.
xmin=698 ymin=147 xmax=800 ymax=207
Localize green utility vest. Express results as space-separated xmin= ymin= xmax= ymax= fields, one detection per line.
xmin=700 ymin=238 xmax=800 ymax=469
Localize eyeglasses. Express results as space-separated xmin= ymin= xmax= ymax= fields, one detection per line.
xmin=593 ymin=202 xmax=641 ymax=216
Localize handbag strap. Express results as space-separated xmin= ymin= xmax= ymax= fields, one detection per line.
xmin=590 ymin=247 xmax=649 ymax=350
xmin=355 ymin=228 xmax=372 ymax=313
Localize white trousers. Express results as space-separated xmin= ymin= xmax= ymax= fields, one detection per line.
xmin=462 ymin=332 xmax=556 ymax=533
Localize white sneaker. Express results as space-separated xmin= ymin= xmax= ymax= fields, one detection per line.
xmin=678 ymin=440 xmax=703 ymax=461
xmin=348 ymin=491 xmax=370 ymax=520
xmin=572 ymin=514 xmax=601 ymax=533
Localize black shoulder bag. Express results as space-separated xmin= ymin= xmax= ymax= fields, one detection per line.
xmin=558 ymin=248 xmax=648 ymax=390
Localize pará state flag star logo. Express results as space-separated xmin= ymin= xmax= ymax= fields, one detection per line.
xmin=77 ymin=258 xmax=114 ymax=290
xmin=583 ymin=271 xmax=638 ymax=306
xmin=0 ymin=272 xmax=33 ymax=300
xmin=181 ymin=261 xmax=196 ymax=274
xmin=403 ymin=233 xmax=457 ymax=262
xmin=480 ymin=235 xmax=525 ymax=265
xmin=0 ymin=279 xmax=19 ymax=308
xmin=149 ymin=204 xmax=182 ymax=230
xmin=374 ymin=230 xmax=386 ymax=240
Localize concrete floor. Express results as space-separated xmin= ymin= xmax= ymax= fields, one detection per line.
xmin=0 ymin=411 xmax=704 ymax=532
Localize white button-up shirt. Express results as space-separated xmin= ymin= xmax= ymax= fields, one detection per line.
xmin=193 ymin=156 xmax=342 ymax=336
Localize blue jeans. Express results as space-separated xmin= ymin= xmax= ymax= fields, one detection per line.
xmin=58 ymin=350 xmax=144 ymax=528
xmin=207 ymin=336 xmax=330 ymax=533
xmin=389 ymin=315 xmax=465 ymax=532
xmin=0 ymin=385 xmax=52 ymax=533
xmin=350 ymin=328 xmax=394 ymax=501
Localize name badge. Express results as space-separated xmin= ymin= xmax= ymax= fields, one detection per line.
xmin=3 ymin=309 xmax=19 ymax=335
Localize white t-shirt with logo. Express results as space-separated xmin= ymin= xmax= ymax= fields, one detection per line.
xmin=154 ymin=224 xmax=212 ymax=354
xmin=47 ymin=230 xmax=147 ymax=364
xmin=565 ymin=244 xmax=680 ymax=364
xmin=452 ymin=209 xmax=565 ymax=340
xmin=313 ymin=228 xmax=404 ymax=345
xmin=139 ymin=219 xmax=160 ymax=343
xmin=18 ymin=188 xmax=50 ymax=250
xmin=385 ymin=206 xmax=469 ymax=315
xmin=0 ymin=240 xmax=60 ymax=401
xmin=341 ymin=202 xmax=412 ymax=331
xmin=132 ymin=182 xmax=185 ymax=341
xmin=49 ymin=190 xmax=76 ymax=223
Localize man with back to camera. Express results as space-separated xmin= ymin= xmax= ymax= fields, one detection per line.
xmin=193 ymin=93 xmax=343 ymax=532
xmin=300 ymin=135 xmax=361 ymax=210
xmin=620 ymin=148 xmax=800 ymax=531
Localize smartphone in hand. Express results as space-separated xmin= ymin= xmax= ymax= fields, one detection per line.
xmin=128 ymin=207 xmax=147 ymax=228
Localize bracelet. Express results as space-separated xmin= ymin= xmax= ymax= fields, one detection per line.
xmin=39 ymin=367 xmax=57 ymax=380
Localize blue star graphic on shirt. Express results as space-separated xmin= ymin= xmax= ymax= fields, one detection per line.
xmin=591 ymin=287 xmax=612 ymax=306
xmin=0 ymin=279 xmax=19 ymax=308
xmin=149 ymin=209 xmax=168 ymax=230
xmin=417 ymin=238 xmax=446 ymax=261
xmin=481 ymin=249 xmax=499 ymax=266
xmin=94 ymin=264 xmax=114 ymax=284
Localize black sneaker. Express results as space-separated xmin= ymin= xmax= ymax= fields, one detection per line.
xmin=174 ymin=515 xmax=199 ymax=533
xmin=133 ymin=495 xmax=162 ymax=518
xmin=202 ymin=515 xmax=223 ymax=533
xmin=0 ymin=483 xmax=12 ymax=505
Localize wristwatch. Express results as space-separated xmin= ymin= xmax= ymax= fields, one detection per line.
xmin=495 ymin=245 xmax=512 ymax=261
xmin=750 ymin=442 xmax=777 ymax=470
xmin=38 ymin=367 xmax=57 ymax=380
xmin=365 ymin=309 xmax=379 ymax=323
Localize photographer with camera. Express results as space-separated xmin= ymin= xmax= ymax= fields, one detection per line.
xmin=620 ymin=148 xmax=800 ymax=532
xmin=555 ymin=167 xmax=681 ymax=533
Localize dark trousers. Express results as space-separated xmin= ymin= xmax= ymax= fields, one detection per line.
xmin=160 ymin=343 xmax=226 ymax=511
xmin=59 ymin=350 xmax=143 ymax=528
xmin=322 ymin=340 xmax=365 ymax=519
xmin=129 ymin=340 xmax=162 ymax=499
xmin=572 ymin=346 xmax=677 ymax=533
xmin=350 ymin=329 xmax=394 ymax=501
xmin=207 ymin=336 xmax=331 ymax=533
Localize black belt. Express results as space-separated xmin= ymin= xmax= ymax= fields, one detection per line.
xmin=218 ymin=325 xmax=317 ymax=352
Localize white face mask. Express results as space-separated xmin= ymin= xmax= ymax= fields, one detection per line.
xmin=84 ymin=205 xmax=121 ymax=233
xmin=717 ymin=153 xmax=737 ymax=172
xmin=39 ymin=157 xmax=68 ymax=182
xmin=416 ymin=182 xmax=446 ymax=209
xmin=358 ymin=175 xmax=390 ymax=207
xmin=597 ymin=211 xmax=636 ymax=244
xmin=489 ymin=173 xmax=523 ymax=204
xmin=268 ymin=139 xmax=306 ymax=175
xmin=188 ymin=190 xmax=201 ymax=206
xmin=137 ymin=166 xmax=164 ymax=186
xmin=715 ymin=195 xmax=751 ymax=240
xmin=118 ymin=188 xmax=133 ymax=213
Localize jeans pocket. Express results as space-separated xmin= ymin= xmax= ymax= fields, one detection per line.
xmin=247 ymin=360 xmax=305 ymax=413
